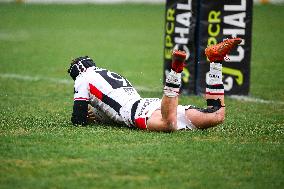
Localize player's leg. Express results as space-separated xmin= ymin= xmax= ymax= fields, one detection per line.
xmin=147 ymin=50 xmax=186 ymax=132
xmin=185 ymin=61 xmax=226 ymax=129
xmin=185 ymin=38 xmax=242 ymax=129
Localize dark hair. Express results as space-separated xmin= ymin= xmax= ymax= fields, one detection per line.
xmin=67 ymin=56 xmax=96 ymax=80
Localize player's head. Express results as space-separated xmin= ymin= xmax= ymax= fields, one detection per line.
xmin=67 ymin=56 xmax=96 ymax=80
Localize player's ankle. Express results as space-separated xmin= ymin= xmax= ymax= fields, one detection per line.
xmin=206 ymin=84 xmax=224 ymax=96
xmin=207 ymin=62 xmax=223 ymax=93
xmin=164 ymin=70 xmax=181 ymax=97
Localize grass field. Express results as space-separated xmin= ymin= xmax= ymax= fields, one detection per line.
xmin=0 ymin=3 xmax=283 ymax=189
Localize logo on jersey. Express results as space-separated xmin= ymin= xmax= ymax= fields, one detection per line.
xmin=137 ymin=99 xmax=160 ymax=117
xmin=124 ymin=87 xmax=137 ymax=96
xmin=95 ymin=69 xmax=132 ymax=89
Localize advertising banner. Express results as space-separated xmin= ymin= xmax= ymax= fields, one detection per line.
xmin=163 ymin=0 xmax=197 ymax=94
xmin=196 ymin=0 xmax=253 ymax=95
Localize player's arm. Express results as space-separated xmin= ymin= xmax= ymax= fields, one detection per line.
xmin=71 ymin=78 xmax=90 ymax=126
xmin=71 ymin=100 xmax=88 ymax=126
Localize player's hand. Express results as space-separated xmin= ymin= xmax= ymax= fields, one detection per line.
xmin=87 ymin=104 xmax=96 ymax=124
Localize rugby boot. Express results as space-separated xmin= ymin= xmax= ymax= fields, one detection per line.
xmin=205 ymin=38 xmax=242 ymax=62
xmin=171 ymin=50 xmax=186 ymax=73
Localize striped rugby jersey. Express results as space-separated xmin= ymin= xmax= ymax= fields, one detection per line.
xmin=73 ymin=67 xmax=141 ymax=125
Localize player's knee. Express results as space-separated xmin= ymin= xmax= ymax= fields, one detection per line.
xmin=216 ymin=109 xmax=225 ymax=124
xmin=207 ymin=109 xmax=225 ymax=128
xmin=218 ymin=114 xmax=225 ymax=124
xmin=163 ymin=118 xmax=178 ymax=132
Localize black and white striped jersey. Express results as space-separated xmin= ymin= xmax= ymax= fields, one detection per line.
xmin=73 ymin=67 xmax=141 ymax=125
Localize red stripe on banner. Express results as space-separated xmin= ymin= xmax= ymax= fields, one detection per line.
xmin=89 ymin=83 xmax=103 ymax=100
xmin=135 ymin=118 xmax=147 ymax=130
xmin=74 ymin=97 xmax=89 ymax=101
xmin=206 ymin=92 xmax=224 ymax=95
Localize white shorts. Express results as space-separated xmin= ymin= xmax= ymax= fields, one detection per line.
xmin=126 ymin=98 xmax=196 ymax=130
xmin=176 ymin=105 xmax=196 ymax=130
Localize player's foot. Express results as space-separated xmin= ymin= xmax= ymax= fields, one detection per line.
xmin=171 ymin=50 xmax=186 ymax=73
xmin=205 ymin=38 xmax=242 ymax=62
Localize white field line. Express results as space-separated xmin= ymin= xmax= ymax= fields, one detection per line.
xmin=0 ymin=30 xmax=30 ymax=42
xmin=1 ymin=73 xmax=283 ymax=104
xmin=0 ymin=0 xmax=165 ymax=4
xmin=0 ymin=73 xmax=71 ymax=85
xmin=0 ymin=73 xmax=160 ymax=92
xmin=229 ymin=95 xmax=284 ymax=105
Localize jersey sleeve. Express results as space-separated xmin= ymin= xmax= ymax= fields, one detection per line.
xmin=71 ymin=78 xmax=90 ymax=126
xmin=74 ymin=79 xmax=90 ymax=101
xmin=74 ymin=78 xmax=90 ymax=101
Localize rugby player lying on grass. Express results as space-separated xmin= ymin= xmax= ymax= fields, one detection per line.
xmin=67 ymin=38 xmax=242 ymax=131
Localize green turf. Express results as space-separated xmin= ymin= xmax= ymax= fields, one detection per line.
xmin=0 ymin=3 xmax=283 ymax=189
